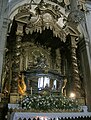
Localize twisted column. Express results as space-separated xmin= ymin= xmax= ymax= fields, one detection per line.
xmin=71 ymin=36 xmax=81 ymax=97
xmin=10 ymin=32 xmax=23 ymax=103
xmin=10 ymin=33 xmax=22 ymax=93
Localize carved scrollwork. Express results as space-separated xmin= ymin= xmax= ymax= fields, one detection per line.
xmin=15 ymin=1 xmax=67 ymax=42
xmin=77 ymin=0 xmax=87 ymax=12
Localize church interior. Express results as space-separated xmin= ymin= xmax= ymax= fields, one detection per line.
xmin=0 ymin=0 xmax=91 ymax=120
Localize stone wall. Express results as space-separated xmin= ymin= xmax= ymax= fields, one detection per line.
xmin=81 ymin=1 xmax=91 ymax=111
xmin=0 ymin=0 xmax=8 ymax=92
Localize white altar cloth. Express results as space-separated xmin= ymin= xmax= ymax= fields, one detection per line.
xmin=9 ymin=112 xmax=91 ymax=120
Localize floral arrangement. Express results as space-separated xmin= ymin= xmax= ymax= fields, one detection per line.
xmin=18 ymin=95 xmax=81 ymax=112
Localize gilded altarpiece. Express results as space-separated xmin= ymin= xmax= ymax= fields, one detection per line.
xmin=1 ymin=1 xmax=85 ymax=105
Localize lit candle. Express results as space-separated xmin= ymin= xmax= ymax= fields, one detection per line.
xmin=31 ymin=87 xmax=32 ymax=95
xmin=26 ymin=55 xmax=28 ymax=69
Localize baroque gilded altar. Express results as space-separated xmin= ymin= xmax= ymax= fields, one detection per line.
xmin=1 ymin=0 xmax=85 ymax=113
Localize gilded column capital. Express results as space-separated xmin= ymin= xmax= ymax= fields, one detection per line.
xmin=70 ymin=36 xmax=78 ymax=48
xmin=16 ymin=32 xmax=23 ymax=36
xmin=16 ymin=22 xmax=24 ymax=36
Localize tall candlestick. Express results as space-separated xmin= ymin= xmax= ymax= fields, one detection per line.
xmin=31 ymin=87 xmax=32 ymax=95
xmin=26 ymin=56 xmax=28 ymax=69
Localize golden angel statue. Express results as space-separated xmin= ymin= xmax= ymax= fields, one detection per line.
xmin=18 ymin=74 xmax=26 ymax=95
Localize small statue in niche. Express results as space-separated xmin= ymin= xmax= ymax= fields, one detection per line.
xmin=61 ymin=78 xmax=67 ymax=96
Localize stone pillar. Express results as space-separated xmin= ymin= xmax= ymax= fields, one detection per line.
xmin=71 ymin=36 xmax=81 ymax=98
xmin=0 ymin=18 xmax=10 ymax=92
xmin=79 ymin=39 xmax=91 ymax=111
xmin=0 ymin=0 xmax=9 ymax=92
